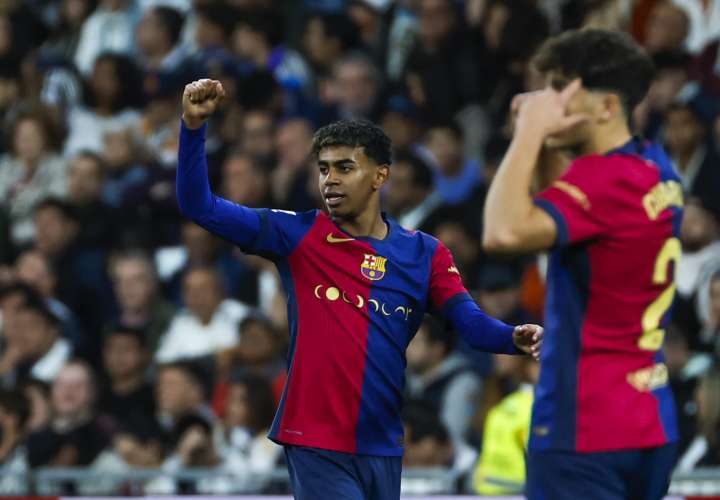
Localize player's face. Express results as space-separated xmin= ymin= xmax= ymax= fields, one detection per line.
xmin=317 ymin=145 xmax=389 ymax=220
xmin=542 ymin=73 xmax=595 ymax=150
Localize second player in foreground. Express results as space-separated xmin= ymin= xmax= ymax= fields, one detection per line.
xmin=177 ymin=79 xmax=543 ymax=500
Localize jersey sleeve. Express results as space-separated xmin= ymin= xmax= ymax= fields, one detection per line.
xmin=534 ymin=155 xmax=614 ymax=246
xmin=428 ymin=240 xmax=472 ymax=312
xmin=249 ymin=208 xmax=318 ymax=258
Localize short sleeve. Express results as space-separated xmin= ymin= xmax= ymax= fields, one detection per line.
xmin=534 ymin=156 xmax=612 ymax=246
xmin=429 ymin=240 xmax=472 ymax=311
xmin=248 ymin=209 xmax=318 ymax=259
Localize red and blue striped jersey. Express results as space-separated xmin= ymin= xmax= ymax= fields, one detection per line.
xmin=532 ymin=139 xmax=682 ymax=453
xmin=177 ymin=122 xmax=521 ymax=456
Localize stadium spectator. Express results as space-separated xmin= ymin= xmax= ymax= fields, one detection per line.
xmin=26 ymin=361 xmax=111 ymax=469
xmin=271 ymin=118 xmax=316 ymax=211
xmin=21 ymin=379 xmax=52 ymax=433
xmin=406 ymin=316 xmax=482 ymax=444
xmin=98 ymin=326 xmax=156 ymax=433
xmin=663 ymin=101 xmax=719 ymax=194
xmin=402 ymin=401 xmax=478 ymax=494
xmin=32 ymin=198 xmax=112 ymax=340
xmin=221 ymin=152 xmax=271 ymax=208
xmin=384 ymin=152 xmax=442 ymax=231
xmin=100 ymin=127 xmax=148 ymax=209
xmin=14 ymin=249 xmax=84 ymax=352
xmin=696 ymin=269 xmax=720 ymax=357
xmin=156 ymin=266 xmax=250 ymax=363
xmin=0 ymin=294 xmax=71 ymax=386
xmin=217 ymin=374 xmax=282 ymax=491
xmin=41 ymin=0 xmax=99 ymax=63
xmin=472 ymin=355 xmax=537 ymax=495
xmin=302 ymin=12 xmax=361 ymax=79
xmin=327 ymin=51 xmax=383 ymax=122
xmin=0 ymin=388 xmax=30 ymax=495
xmin=73 ymin=0 xmax=139 ymax=76
xmin=135 ymin=6 xmax=186 ymax=72
xmin=677 ymin=365 xmax=720 ymax=470
xmin=671 ymin=0 xmax=720 ymax=54
xmin=65 ymin=151 xmax=119 ymax=249
xmin=64 ymin=53 xmax=144 ymax=157
xmin=0 ymin=107 xmax=67 ymax=247
xmin=238 ymin=109 xmax=277 ymax=168
xmin=643 ymin=1 xmax=690 ymax=54
xmin=423 ymin=123 xmax=481 ymax=205
xmin=162 ymin=220 xmax=259 ymax=305
xmin=232 ymin=8 xmax=312 ymax=93
xmin=155 ymin=361 xmax=214 ymax=432
xmin=475 ymin=262 xmax=537 ymax=327
xmin=109 ymin=251 xmax=176 ymax=352
xmin=380 ymin=94 xmax=425 ymax=154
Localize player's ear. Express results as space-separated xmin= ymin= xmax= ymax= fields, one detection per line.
xmin=373 ymin=164 xmax=390 ymax=190
xmin=599 ymin=93 xmax=622 ymax=123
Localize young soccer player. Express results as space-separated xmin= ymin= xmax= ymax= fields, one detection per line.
xmin=484 ymin=29 xmax=682 ymax=500
xmin=177 ymin=79 xmax=543 ymax=500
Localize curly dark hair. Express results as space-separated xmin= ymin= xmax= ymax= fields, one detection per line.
xmin=532 ymin=29 xmax=655 ymax=117
xmin=311 ymin=119 xmax=392 ymax=165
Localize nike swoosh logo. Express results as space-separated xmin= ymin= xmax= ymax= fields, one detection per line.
xmin=326 ymin=233 xmax=355 ymax=244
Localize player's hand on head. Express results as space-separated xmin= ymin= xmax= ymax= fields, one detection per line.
xmin=182 ymin=79 xmax=226 ymax=129
xmin=513 ymin=323 xmax=543 ymax=361
xmin=515 ymin=78 xmax=589 ymax=138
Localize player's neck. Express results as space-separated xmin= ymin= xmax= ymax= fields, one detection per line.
xmin=581 ymin=123 xmax=633 ymax=157
xmin=337 ymin=209 xmax=388 ymax=240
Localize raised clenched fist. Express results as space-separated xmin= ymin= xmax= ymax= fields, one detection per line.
xmin=181 ymin=79 xmax=226 ymax=129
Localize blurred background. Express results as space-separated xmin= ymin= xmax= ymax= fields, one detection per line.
xmin=0 ymin=0 xmax=718 ymax=496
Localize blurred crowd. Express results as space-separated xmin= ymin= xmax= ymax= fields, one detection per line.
xmin=0 ymin=0 xmax=718 ymax=495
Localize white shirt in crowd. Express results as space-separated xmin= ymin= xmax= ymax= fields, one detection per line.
xmin=155 ymin=299 xmax=250 ymax=363
xmin=31 ymin=338 xmax=72 ymax=383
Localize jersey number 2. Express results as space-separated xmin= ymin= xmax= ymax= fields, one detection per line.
xmin=639 ymin=237 xmax=681 ymax=351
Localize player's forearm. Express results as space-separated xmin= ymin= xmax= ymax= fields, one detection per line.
xmin=176 ymin=120 xmax=261 ymax=247
xmin=483 ymin=126 xmax=544 ymax=249
xmin=446 ymin=298 xmax=520 ymax=355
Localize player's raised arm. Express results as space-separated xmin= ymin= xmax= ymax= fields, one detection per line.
xmin=176 ymin=79 xmax=262 ymax=248
xmin=429 ymin=240 xmax=542 ymax=359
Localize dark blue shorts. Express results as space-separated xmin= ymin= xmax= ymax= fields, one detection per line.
xmin=284 ymin=445 xmax=402 ymax=500
xmin=527 ymin=442 xmax=678 ymax=500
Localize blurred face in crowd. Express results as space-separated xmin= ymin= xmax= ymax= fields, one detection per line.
xmin=182 ymin=222 xmax=220 ymax=263
xmin=418 ymin=0 xmax=455 ymax=47
xmin=62 ymin=0 xmax=93 ymax=27
xmin=664 ymin=332 xmax=690 ymax=376
xmin=103 ymin=129 xmax=136 ymax=170
xmin=483 ymin=2 xmax=509 ymax=52
xmin=434 ymin=222 xmax=478 ymax=270
xmin=664 ymin=107 xmax=705 ymax=160
xmin=68 ymin=154 xmax=104 ymax=204
xmin=237 ymin=319 xmax=277 ymax=366
xmin=52 ymin=363 xmax=94 ymax=420
xmin=233 ymin=23 xmax=267 ymax=61
xmin=182 ymin=268 xmax=224 ymax=322
xmin=477 ymin=286 xmax=521 ymax=321
xmin=680 ymin=200 xmax=719 ymax=252
xmin=403 ymin=428 xmax=452 ymax=467
xmin=104 ymin=333 xmax=148 ymax=382
xmin=381 ymin=111 xmax=419 ymax=152
xmin=14 ymin=307 xmax=57 ymax=361
xmin=317 ymin=145 xmax=389 ymax=221
xmin=0 ymin=289 xmax=25 ymax=337
xmin=385 ymin=158 xmax=427 ymax=216
xmin=241 ymin=110 xmax=275 ymax=163
xmin=136 ymin=8 xmax=172 ymax=56
xmin=90 ymin=57 xmax=121 ymax=107
xmin=424 ymin=127 xmax=462 ymax=176
xmin=276 ymin=119 xmax=313 ymax=170
xmin=644 ymin=2 xmax=689 ymax=54
xmin=221 ymin=154 xmax=268 ymax=207
xmin=156 ymin=367 xmax=203 ymax=416
xmin=195 ymin=14 xmax=225 ymax=50
xmin=224 ymin=382 xmax=251 ymax=428
xmin=332 ymin=59 xmax=378 ymax=118
xmin=303 ymin=17 xmax=340 ymax=68
xmin=15 ymin=250 xmax=56 ymax=299
xmin=14 ymin=118 xmax=47 ymax=165
xmin=695 ymin=370 xmax=720 ymax=430
xmin=406 ymin=323 xmax=444 ymax=374
xmin=112 ymin=257 xmax=157 ymax=313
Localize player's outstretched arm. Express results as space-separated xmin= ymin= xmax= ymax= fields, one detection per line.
xmin=177 ymin=79 xmax=261 ymax=248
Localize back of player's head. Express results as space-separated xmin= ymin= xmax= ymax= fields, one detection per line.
xmin=532 ymin=29 xmax=655 ymax=118
xmin=311 ymin=119 xmax=392 ymax=166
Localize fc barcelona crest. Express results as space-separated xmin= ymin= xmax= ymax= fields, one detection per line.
xmin=361 ymin=254 xmax=387 ymax=281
